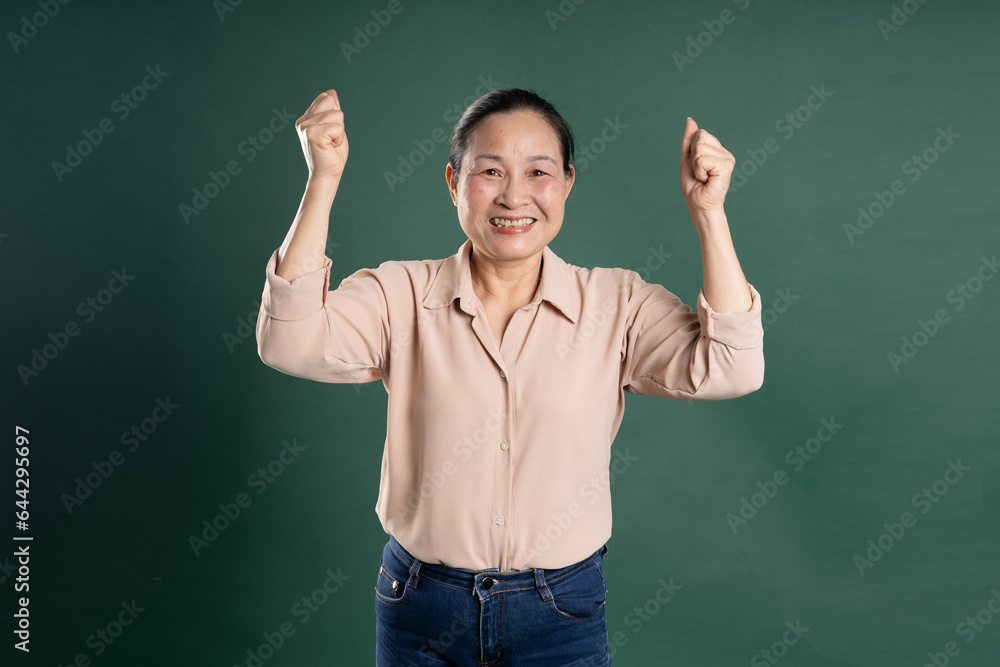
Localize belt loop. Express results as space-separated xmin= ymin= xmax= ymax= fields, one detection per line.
xmin=407 ymin=554 xmax=422 ymax=590
xmin=533 ymin=567 xmax=553 ymax=603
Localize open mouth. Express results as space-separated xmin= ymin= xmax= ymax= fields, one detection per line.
xmin=489 ymin=217 xmax=535 ymax=228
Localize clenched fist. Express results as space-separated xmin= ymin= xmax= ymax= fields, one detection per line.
xmin=679 ymin=117 xmax=734 ymax=217
xmin=296 ymin=89 xmax=349 ymax=181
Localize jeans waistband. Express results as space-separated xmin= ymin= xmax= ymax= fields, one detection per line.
xmin=386 ymin=534 xmax=608 ymax=593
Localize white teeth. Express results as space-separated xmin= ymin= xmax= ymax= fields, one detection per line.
xmin=490 ymin=217 xmax=535 ymax=228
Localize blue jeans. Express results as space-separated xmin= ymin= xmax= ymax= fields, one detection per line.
xmin=375 ymin=535 xmax=611 ymax=665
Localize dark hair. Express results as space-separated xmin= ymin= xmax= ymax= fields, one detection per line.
xmin=448 ymin=88 xmax=575 ymax=186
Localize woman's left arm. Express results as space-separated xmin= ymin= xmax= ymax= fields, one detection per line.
xmin=679 ymin=117 xmax=753 ymax=314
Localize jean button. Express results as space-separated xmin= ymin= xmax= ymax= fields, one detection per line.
xmin=482 ymin=577 xmax=494 ymax=590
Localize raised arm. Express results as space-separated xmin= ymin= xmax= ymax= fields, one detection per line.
xmin=276 ymin=89 xmax=349 ymax=282
xmin=256 ymin=89 xmax=388 ymax=384
xmin=621 ymin=117 xmax=764 ymax=400
xmin=680 ymin=116 xmax=753 ymax=315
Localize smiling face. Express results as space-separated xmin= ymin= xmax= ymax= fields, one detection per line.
xmin=446 ymin=110 xmax=575 ymax=266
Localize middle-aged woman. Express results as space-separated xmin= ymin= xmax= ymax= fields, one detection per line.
xmin=255 ymin=87 xmax=764 ymax=665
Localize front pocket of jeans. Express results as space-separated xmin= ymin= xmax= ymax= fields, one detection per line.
xmin=546 ymin=558 xmax=607 ymax=621
xmin=374 ymin=554 xmax=413 ymax=606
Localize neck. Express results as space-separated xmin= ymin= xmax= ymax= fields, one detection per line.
xmin=470 ymin=245 xmax=542 ymax=304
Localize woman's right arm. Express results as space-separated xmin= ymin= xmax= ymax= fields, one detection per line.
xmin=276 ymin=89 xmax=349 ymax=282
xmin=256 ymin=90 xmax=389 ymax=384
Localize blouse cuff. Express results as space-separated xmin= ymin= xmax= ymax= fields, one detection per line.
xmin=261 ymin=248 xmax=333 ymax=321
xmin=697 ymin=282 xmax=764 ymax=349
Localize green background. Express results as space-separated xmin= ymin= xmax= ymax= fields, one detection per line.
xmin=4 ymin=0 xmax=999 ymax=664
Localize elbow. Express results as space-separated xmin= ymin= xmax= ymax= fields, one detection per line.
xmin=734 ymin=356 xmax=765 ymax=397
xmin=256 ymin=337 xmax=291 ymax=375
xmin=693 ymin=352 xmax=764 ymax=400
xmin=741 ymin=369 xmax=765 ymax=397
xmin=730 ymin=352 xmax=765 ymax=397
xmin=255 ymin=316 xmax=302 ymax=377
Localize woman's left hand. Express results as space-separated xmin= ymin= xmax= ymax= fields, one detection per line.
xmin=679 ymin=117 xmax=735 ymax=218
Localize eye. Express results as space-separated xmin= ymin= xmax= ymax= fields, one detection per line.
xmin=483 ymin=168 xmax=500 ymax=176
xmin=532 ymin=169 xmax=548 ymax=176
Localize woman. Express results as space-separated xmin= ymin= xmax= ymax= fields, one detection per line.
xmin=256 ymin=87 xmax=764 ymax=665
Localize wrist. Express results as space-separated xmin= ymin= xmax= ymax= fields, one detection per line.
xmin=689 ymin=207 xmax=728 ymax=234
xmin=305 ymin=174 xmax=341 ymax=201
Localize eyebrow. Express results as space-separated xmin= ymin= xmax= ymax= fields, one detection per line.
xmin=472 ymin=154 xmax=558 ymax=166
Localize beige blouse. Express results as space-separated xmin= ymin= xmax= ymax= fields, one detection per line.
xmin=256 ymin=238 xmax=764 ymax=571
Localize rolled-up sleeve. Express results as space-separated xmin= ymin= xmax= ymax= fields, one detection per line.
xmin=255 ymin=248 xmax=387 ymax=384
xmin=622 ymin=278 xmax=764 ymax=400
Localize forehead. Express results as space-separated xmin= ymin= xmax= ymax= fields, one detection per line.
xmin=468 ymin=111 xmax=560 ymax=152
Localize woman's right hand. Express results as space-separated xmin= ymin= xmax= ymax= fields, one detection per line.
xmin=296 ymin=89 xmax=349 ymax=182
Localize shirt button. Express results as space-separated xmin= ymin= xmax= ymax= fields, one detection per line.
xmin=500 ymin=370 xmax=506 ymax=378
xmin=500 ymin=441 xmax=509 ymax=451
xmin=495 ymin=516 xmax=504 ymax=526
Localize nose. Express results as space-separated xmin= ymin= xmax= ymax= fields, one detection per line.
xmin=496 ymin=172 xmax=529 ymax=208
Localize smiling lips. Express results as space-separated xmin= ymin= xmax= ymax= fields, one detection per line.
xmin=489 ymin=217 xmax=535 ymax=228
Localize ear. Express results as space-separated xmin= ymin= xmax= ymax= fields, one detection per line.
xmin=564 ymin=163 xmax=575 ymax=200
xmin=445 ymin=163 xmax=458 ymax=206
